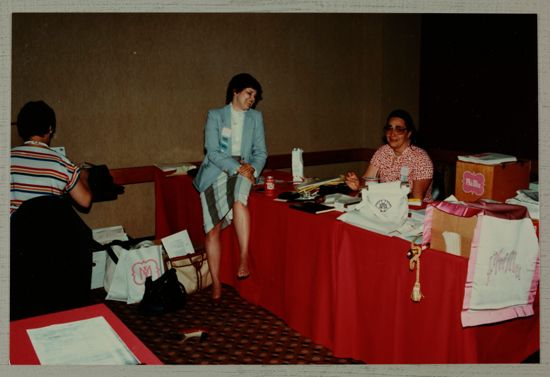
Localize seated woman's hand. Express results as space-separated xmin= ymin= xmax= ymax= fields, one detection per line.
xmin=238 ymin=163 xmax=256 ymax=184
xmin=344 ymin=171 xmax=362 ymax=191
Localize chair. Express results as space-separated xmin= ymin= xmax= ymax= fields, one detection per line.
xmin=10 ymin=196 xmax=94 ymax=320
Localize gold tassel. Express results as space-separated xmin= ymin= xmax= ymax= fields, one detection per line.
xmin=411 ymin=281 xmax=423 ymax=302
xmin=408 ymin=238 xmax=424 ymax=302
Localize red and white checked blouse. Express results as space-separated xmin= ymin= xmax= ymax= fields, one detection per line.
xmin=370 ymin=144 xmax=434 ymax=200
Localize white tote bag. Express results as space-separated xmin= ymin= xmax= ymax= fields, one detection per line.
xmin=105 ymin=241 xmax=165 ymax=304
xmin=461 ymin=214 xmax=540 ymax=327
xmin=339 ymin=181 xmax=410 ymax=234
xmin=104 ymin=244 xmax=127 ymax=302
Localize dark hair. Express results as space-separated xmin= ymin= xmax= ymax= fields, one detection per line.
xmin=225 ymin=73 xmax=263 ymax=107
xmin=16 ymin=101 xmax=56 ymax=141
xmin=384 ymin=108 xmax=417 ymax=144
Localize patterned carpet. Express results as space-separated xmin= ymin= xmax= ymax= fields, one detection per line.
xmin=90 ymin=285 xmax=364 ymax=365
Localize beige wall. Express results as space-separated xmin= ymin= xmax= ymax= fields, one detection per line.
xmin=11 ymin=13 xmax=420 ymax=237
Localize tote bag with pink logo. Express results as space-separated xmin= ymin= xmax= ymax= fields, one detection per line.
xmin=105 ymin=241 xmax=165 ymax=304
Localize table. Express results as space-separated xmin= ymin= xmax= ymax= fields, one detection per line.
xmin=10 ymin=303 xmax=163 ymax=365
xmin=154 ymin=168 xmax=205 ymax=243
xmin=154 ymin=170 xmax=539 ymax=364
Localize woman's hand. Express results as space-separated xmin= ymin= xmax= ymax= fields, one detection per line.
xmin=238 ymin=163 xmax=256 ymax=184
xmin=411 ymin=178 xmax=432 ymax=200
xmin=344 ymin=171 xmax=362 ymax=191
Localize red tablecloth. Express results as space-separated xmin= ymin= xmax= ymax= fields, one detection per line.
xmin=154 ymin=170 xmax=539 ymax=364
xmin=10 ymin=303 xmax=163 ymax=365
xmin=154 ymin=168 xmax=206 ymax=243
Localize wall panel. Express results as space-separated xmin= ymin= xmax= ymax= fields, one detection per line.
xmin=11 ymin=13 xmax=421 ymax=237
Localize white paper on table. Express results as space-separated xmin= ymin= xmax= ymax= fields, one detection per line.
xmin=27 ymin=316 xmax=139 ymax=365
xmin=391 ymin=217 xmax=424 ymax=242
xmin=161 ymin=229 xmax=195 ymax=259
xmin=323 ymin=193 xmax=361 ymax=206
xmin=92 ymin=225 xmax=129 ymax=245
xmin=408 ymin=208 xmax=426 ymax=222
xmin=505 ymin=197 xmax=539 ymax=220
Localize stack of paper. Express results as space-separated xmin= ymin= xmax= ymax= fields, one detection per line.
xmin=505 ymin=188 xmax=539 ymax=220
xmin=457 ymin=152 xmax=517 ymax=165
xmin=155 ymin=162 xmax=197 ymax=176
xmin=27 ymin=316 xmax=139 ymax=365
xmin=322 ymin=193 xmax=361 ymax=211
xmin=92 ymin=225 xmax=129 ymax=245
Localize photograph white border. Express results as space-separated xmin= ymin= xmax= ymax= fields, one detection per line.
xmin=1 ymin=1 xmax=548 ymax=376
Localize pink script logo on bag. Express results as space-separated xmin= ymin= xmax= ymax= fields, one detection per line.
xmin=462 ymin=170 xmax=485 ymax=196
xmin=131 ymin=259 xmax=161 ymax=285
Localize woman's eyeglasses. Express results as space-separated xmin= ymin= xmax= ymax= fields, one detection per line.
xmin=383 ymin=125 xmax=408 ymax=135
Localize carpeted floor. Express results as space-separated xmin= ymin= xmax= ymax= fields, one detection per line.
xmin=90 ymin=284 xmax=364 ymax=365
xmin=90 ymin=284 xmax=540 ymax=365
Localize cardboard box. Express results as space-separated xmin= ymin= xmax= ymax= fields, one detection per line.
xmin=455 ymin=160 xmax=530 ymax=202
xmin=430 ymin=207 xmax=478 ymax=258
xmin=427 ymin=201 xmax=538 ymax=258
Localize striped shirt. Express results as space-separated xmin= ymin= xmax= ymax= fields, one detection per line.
xmin=10 ymin=145 xmax=81 ymax=215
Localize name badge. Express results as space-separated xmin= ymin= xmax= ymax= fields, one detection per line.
xmin=221 ymin=127 xmax=231 ymax=138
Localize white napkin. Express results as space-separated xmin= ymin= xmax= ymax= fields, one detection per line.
xmin=292 ymin=148 xmax=304 ymax=182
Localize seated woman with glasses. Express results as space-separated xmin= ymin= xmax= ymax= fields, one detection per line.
xmin=344 ymin=109 xmax=433 ymax=201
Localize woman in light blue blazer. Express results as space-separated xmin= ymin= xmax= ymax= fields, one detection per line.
xmin=193 ymin=73 xmax=267 ymax=300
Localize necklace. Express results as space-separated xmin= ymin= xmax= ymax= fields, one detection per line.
xmin=24 ymin=140 xmax=49 ymax=148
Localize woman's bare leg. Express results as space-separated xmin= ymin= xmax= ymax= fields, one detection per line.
xmin=233 ymin=200 xmax=250 ymax=278
xmin=205 ymin=222 xmax=222 ymax=299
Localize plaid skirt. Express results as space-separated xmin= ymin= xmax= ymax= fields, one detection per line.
xmin=200 ymin=173 xmax=253 ymax=234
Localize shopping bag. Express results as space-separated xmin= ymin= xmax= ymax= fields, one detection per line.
xmin=164 ymin=249 xmax=212 ymax=294
xmin=105 ymin=240 xmax=165 ymax=304
xmin=338 ymin=181 xmax=410 ymax=234
xmin=104 ymin=244 xmax=125 ymax=298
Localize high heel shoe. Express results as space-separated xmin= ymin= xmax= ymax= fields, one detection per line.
xmin=236 ymin=267 xmax=250 ymax=280
xmin=211 ymin=284 xmax=222 ymax=300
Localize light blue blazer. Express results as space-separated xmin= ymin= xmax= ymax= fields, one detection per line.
xmin=193 ymin=104 xmax=268 ymax=193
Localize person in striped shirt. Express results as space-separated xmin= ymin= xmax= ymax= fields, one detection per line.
xmin=10 ymin=100 xmax=92 ymax=215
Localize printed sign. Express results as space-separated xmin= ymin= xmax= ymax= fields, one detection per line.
xmin=462 ymin=170 xmax=485 ymax=196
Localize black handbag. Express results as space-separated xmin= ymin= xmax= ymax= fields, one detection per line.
xmin=86 ymin=164 xmax=125 ymax=202
xmin=138 ymin=268 xmax=187 ymax=315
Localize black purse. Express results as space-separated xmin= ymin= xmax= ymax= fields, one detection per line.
xmin=86 ymin=164 xmax=125 ymax=202
xmin=138 ymin=268 xmax=187 ymax=315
